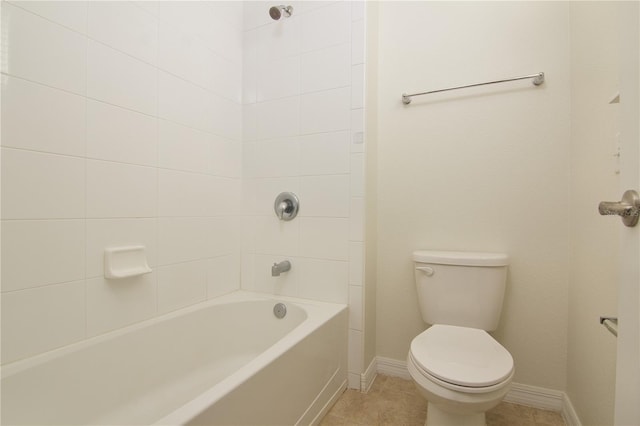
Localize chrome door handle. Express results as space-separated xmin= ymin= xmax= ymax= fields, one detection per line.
xmin=598 ymin=190 xmax=640 ymax=227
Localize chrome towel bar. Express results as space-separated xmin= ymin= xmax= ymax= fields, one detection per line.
xmin=402 ymin=72 xmax=545 ymax=105
xmin=600 ymin=316 xmax=618 ymax=337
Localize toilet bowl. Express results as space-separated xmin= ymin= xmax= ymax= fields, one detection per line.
xmin=408 ymin=324 xmax=513 ymax=426
xmin=409 ymin=251 xmax=512 ymax=426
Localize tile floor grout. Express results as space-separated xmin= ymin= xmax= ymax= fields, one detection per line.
xmin=320 ymin=374 xmax=566 ymax=426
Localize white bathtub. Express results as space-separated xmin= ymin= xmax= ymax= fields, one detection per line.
xmin=1 ymin=291 xmax=348 ymax=425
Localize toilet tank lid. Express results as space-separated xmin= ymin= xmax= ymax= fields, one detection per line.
xmin=413 ymin=250 xmax=508 ymax=266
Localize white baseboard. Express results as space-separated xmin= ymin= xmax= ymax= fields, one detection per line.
xmin=561 ymin=393 xmax=582 ymax=426
xmin=376 ymin=356 xmax=412 ymax=380
xmin=503 ymin=382 xmax=563 ymax=411
xmin=360 ymin=357 xmax=378 ymax=392
xmin=371 ymin=355 xmax=580 ymax=424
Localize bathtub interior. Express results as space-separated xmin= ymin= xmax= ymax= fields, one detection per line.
xmin=1 ymin=294 xmax=344 ymax=425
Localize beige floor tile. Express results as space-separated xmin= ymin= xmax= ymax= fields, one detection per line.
xmin=323 ymin=375 xmax=566 ymax=426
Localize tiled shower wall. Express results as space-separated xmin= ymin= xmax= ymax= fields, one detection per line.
xmin=1 ymin=0 xmax=366 ymax=389
xmin=241 ymin=1 xmax=366 ymax=389
xmin=1 ymin=1 xmax=244 ymax=364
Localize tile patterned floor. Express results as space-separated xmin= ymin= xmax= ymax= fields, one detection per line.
xmin=320 ymin=375 xmax=566 ymax=426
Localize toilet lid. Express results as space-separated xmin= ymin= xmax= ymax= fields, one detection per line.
xmin=410 ymin=325 xmax=513 ymax=388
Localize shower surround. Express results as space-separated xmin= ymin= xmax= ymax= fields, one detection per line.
xmin=1 ymin=0 xmax=367 ymax=391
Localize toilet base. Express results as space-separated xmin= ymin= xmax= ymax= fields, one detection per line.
xmin=426 ymin=402 xmax=485 ymax=426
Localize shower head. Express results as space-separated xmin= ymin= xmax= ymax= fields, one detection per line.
xmin=269 ymin=5 xmax=293 ymax=20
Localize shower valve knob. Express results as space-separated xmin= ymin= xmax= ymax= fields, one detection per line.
xmin=274 ymin=192 xmax=299 ymax=221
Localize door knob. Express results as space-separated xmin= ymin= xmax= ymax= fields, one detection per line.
xmin=598 ymin=190 xmax=640 ymax=227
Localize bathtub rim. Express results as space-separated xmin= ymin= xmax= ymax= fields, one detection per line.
xmin=154 ymin=292 xmax=348 ymax=425
xmin=1 ymin=291 xmax=347 ymax=382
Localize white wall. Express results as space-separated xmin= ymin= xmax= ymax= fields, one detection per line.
xmin=567 ymin=3 xmax=619 ymax=424
xmin=1 ymin=1 xmax=243 ymax=364
xmin=373 ymin=1 xmax=571 ymax=391
xmin=240 ymin=1 xmax=367 ymax=389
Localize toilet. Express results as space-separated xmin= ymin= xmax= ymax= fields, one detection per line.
xmin=407 ymin=250 xmax=513 ymax=426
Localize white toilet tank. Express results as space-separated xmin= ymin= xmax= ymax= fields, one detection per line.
xmin=413 ymin=250 xmax=508 ymax=331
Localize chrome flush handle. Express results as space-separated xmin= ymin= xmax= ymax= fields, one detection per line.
xmin=598 ymin=190 xmax=640 ymax=227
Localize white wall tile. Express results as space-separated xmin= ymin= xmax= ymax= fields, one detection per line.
xmin=88 ymin=1 xmax=158 ymax=65
xmin=300 ymin=87 xmax=350 ymax=134
xmin=86 ymin=160 xmax=157 ymax=218
xmin=255 ymin=97 xmax=301 ymax=140
xmin=349 ymin=242 xmax=364 ymax=286
xmin=212 ymin=53 xmax=243 ymax=104
xmin=351 ymin=64 xmax=365 ymax=109
xmin=86 ymin=274 xmax=156 ymax=337
xmin=158 ymin=71 xmax=215 ymax=134
xmin=243 ymin=29 xmax=259 ymax=104
xmin=244 ymin=139 xmax=300 ymax=178
xmin=243 ymin=1 xmax=275 ymax=31
xmin=158 ymin=120 xmax=212 ymax=174
xmin=211 ymin=95 xmax=242 ymax=142
xmin=211 ymin=177 xmax=242 ymax=216
xmin=243 ymin=103 xmax=260 ymax=141
xmin=351 ymin=1 xmax=365 ymax=22
xmin=350 ymin=108 xmax=364 ymax=152
xmin=158 ymin=170 xmax=214 ymax=217
xmin=1 ymin=281 xmax=86 ymax=363
xmin=349 ymin=197 xmax=364 ymax=241
xmin=2 ymin=220 xmax=85 ymax=292
xmin=201 ymin=10 xmax=243 ymax=65
xmin=209 ymin=2 xmax=243 ymax=35
xmin=86 ymin=218 xmax=157 ymax=279
xmin=1 ymin=75 xmax=86 ymax=157
xmin=157 ymin=217 xmax=212 ymax=265
xmin=298 ymin=258 xmax=348 ymax=303
xmin=158 ymin=22 xmax=215 ymax=90
xmin=300 ymin=2 xmax=350 ymax=53
xmin=158 ymin=2 xmax=213 ymax=46
xmin=157 ymin=260 xmax=207 ymax=314
xmin=208 ymin=254 xmax=241 ymax=298
xmin=288 ymin=1 xmax=333 ymax=16
xmin=348 ymin=329 xmax=363 ymax=372
xmin=2 ymin=3 xmax=86 ymax=95
xmin=348 ymin=373 xmax=361 ymax=390
xmin=299 ymin=131 xmax=350 ymax=175
xmin=300 ymin=217 xmax=349 ymax=260
xmin=350 ymin=153 xmax=365 ymax=197
xmin=351 ymin=19 xmax=365 ymax=65
xmin=87 ymin=100 xmax=158 ymax=167
xmin=301 ymin=43 xmax=351 ymax=93
xmin=210 ymin=217 xmax=241 ymax=258
xmin=253 ymin=216 xmax=299 ymax=256
xmin=211 ymin=138 xmax=242 ymax=178
xmin=10 ymin=1 xmax=88 ymax=34
xmin=349 ymin=285 xmax=363 ymax=329
xmin=241 ymin=253 xmax=256 ymax=290
xmin=300 ymin=175 xmax=350 ymax=217
xmin=1 ymin=148 xmax=85 ymax=219
xmin=255 ymin=19 xmax=301 ymax=64
xmin=133 ymin=1 xmax=159 ymax=18
xmin=87 ymin=41 xmax=157 ymax=116
xmin=257 ymin=56 xmax=300 ymax=102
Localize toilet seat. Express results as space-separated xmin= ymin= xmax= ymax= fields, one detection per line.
xmin=410 ymin=325 xmax=513 ymax=390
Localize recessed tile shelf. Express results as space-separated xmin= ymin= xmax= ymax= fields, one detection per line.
xmin=104 ymin=245 xmax=152 ymax=279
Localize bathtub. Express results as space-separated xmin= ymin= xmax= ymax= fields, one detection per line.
xmin=1 ymin=291 xmax=348 ymax=425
